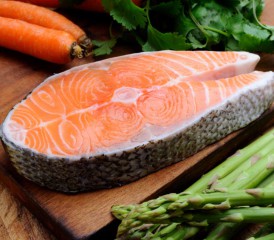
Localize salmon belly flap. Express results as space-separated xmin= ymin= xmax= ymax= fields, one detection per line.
xmin=1 ymin=50 xmax=274 ymax=192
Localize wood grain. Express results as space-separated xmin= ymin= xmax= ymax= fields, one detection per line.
xmin=0 ymin=61 xmax=273 ymax=240
xmin=0 ymin=1 xmax=273 ymax=240
xmin=0 ymin=182 xmax=55 ymax=240
xmin=0 ymin=109 xmax=273 ymax=240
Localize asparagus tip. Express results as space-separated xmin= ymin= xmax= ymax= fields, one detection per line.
xmin=213 ymin=187 xmax=228 ymax=193
xmin=221 ymin=213 xmax=244 ymax=222
xmin=246 ymin=188 xmax=264 ymax=198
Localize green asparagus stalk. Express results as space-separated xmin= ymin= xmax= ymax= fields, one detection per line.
xmin=187 ymin=128 xmax=274 ymax=194
xmin=257 ymin=172 xmax=274 ymax=189
xmin=120 ymin=207 xmax=274 ymax=226
xmin=113 ymin=205 xmax=135 ymax=220
xmin=205 ymin=154 xmax=274 ymax=239
xmin=167 ymin=188 xmax=274 ymax=211
xmin=171 ymin=207 xmax=274 ymax=225
xmin=227 ymin=152 xmax=274 ymax=191
xmin=190 ymin=142 xmax=274 ymax=239
xmin=248 ymin=222 xmax=274 ymax=239
xmin=113 ymin=188 xmax=274 ymax=225
xmin=241 ymin=176 xmax=274 ymax=240
xmin=204 ymin=222 xmax=245 ymax=240
xmin=124 ymin=223 xmax=199 ymax=240
xmin=248 ymin=233 xmax=274 ymax=240
xmin=210 ymin=140 xmax=274 ymax=192
xmin=113 ymin=129 xmax=274 ymax=218
xmin=113 ymin=129 xmax=274 ymax=239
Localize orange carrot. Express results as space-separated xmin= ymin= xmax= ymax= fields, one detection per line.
xmin=3 ymin=0 xmax=60 ymax=8
xmin=0 ymin=1 xmax=92 ymax=53
xmin=10 ymin=0 xmax=60 ymax=8
xmin=3 ymin=0 xmax=143 ymax=12
xmin=0 ymin=16 xmax=83 ymax=64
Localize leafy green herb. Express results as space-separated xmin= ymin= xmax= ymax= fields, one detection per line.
xmin=102 ymin=0 xmax=147 ymax=30
xmin=66 ymin=0 xmax=274 ymax=55
xmin=92 ymin=38 xmax=117 ymax=56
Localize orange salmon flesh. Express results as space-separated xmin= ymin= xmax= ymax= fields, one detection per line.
xmin=1 ymin=51 xmax=272 ymax=157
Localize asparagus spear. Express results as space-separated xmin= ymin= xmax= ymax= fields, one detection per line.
xmin=112 ymin=147 xmax=260 ymax=221
xmin=248 ymin=222 xmax=274 ymax=240
xmin=113 ymin=129 xmax=274 ymax=218
xmin=121 ymin=207 xmax=274 ymax=226
xmin=227 ymin=152 xmax=274 ymax=191
xmin=257 ymin=172 xmax=274 ymax=189
xmin=167 ymin=188 xmax=274 ymax=211
xmin=113 ymin=129 xmax=274 ymax=238
xmin=113 ymin=188 xmax=274 ymax=225
xmin=205 ymin=150 xmax=274 ymax=238
xmin=248 ymin=233 xmax=274 ymax=240
xmin=210 ymin=140 xmax=274 ymax=192
xmin=120 ymin=223 xmax=199 ymax=240
xmin=204 ymin=222 xmax=245 ymax=240
xmin=171 ymin=207 xmax=274 ymax=225
xmin=187 ymin=128 xmax=274 ymax=194
xmin=114 ymin=188 xmax=274 ymax=226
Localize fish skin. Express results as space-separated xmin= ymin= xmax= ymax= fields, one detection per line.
xmin=0 ymin=51 xmax=273 ymax=192
xmin=1 ymin=84 xmax=273 ymax=192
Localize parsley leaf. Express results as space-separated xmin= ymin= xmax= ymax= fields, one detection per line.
xmin=92 ymin=39 xmax=117 ymax=56
xmin=103 ymin=0 xmax=147 ymax=31
xmin=143 ymin=25 xmax=191 ymax=51
xmin=227 ymin=15 xmax=274 ymax=52
xmin=98 ymin=0 xmax=274 ymax=55
xmin=150 ymin=0 xmax=183 ymax=18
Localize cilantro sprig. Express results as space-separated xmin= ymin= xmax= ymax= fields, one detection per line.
xmin=94 ymin=0 xmax=274 ymax=55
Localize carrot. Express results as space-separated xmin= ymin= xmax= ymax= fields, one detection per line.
xmin=3 ymin=0 xmax=60 ymax=8
xmin=0 ymin=1 xmax=92 ymax=53
xmin=0 ymin=16 xmax=83 ymax=64
xmin=3 ymin=0 xmax=143 ymax=12
xmin=0 ymin=1 xmax=85 ymax=40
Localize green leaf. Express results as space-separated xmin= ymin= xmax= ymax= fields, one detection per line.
xmin=150 ymin=0 xmax=183 ymax=17
xmin=187 ymin=31 xmax=207 ymax=49
xmin=226 ymin=38 xmax=241 ymax=51
xmin=148 ymin=0 xmax=185 ymax=33
xmin=92 ymin=38 xmax=117 ymax=56
xmin=216 ymin=0 xmax=264 ymax=18
xmin=103 ymin=0 xmax=147 ymax=31
xmin=143 ymin=24 xmax=192 ymax=51
xmin=192 ymin=1 xmax=232 ymax=30
xmin=101 ymin=0 xmax=274 ymax=56
xmin=174 ymin=10 xmax=197 ymax=36
xmin=227 ymin=14 xmax=274 ymax=52
xmin=238 ymin=0 xmax=264 ymax=20
xmin=215 ymin=0 xmax=241 ymax=8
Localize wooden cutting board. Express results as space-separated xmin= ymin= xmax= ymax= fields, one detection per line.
xmin=5 ymin=112 xmax=274 ymax=240
xmin=0 ymin=3 xmax=274 ymax=240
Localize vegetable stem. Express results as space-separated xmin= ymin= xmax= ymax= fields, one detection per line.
xmin=113 ymin=129 xmax=274 ymax=239
xmin=202 ymin=26 xmax=229 ymax=37
xmin=248 ymin=234 xmax=274 ymax=240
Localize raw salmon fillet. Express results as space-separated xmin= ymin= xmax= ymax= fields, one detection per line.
xmin=1 ymin=50 xmax=274 ymax=192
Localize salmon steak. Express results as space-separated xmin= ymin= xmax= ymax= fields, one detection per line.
xmin=1 ymin=50 xmax=274 ymax=192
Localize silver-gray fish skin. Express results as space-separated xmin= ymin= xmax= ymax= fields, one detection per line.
xmin=1 ymin=83 xmax=273 ymax=192
xmin=0 ymin=51 xmax=273 ymax=193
